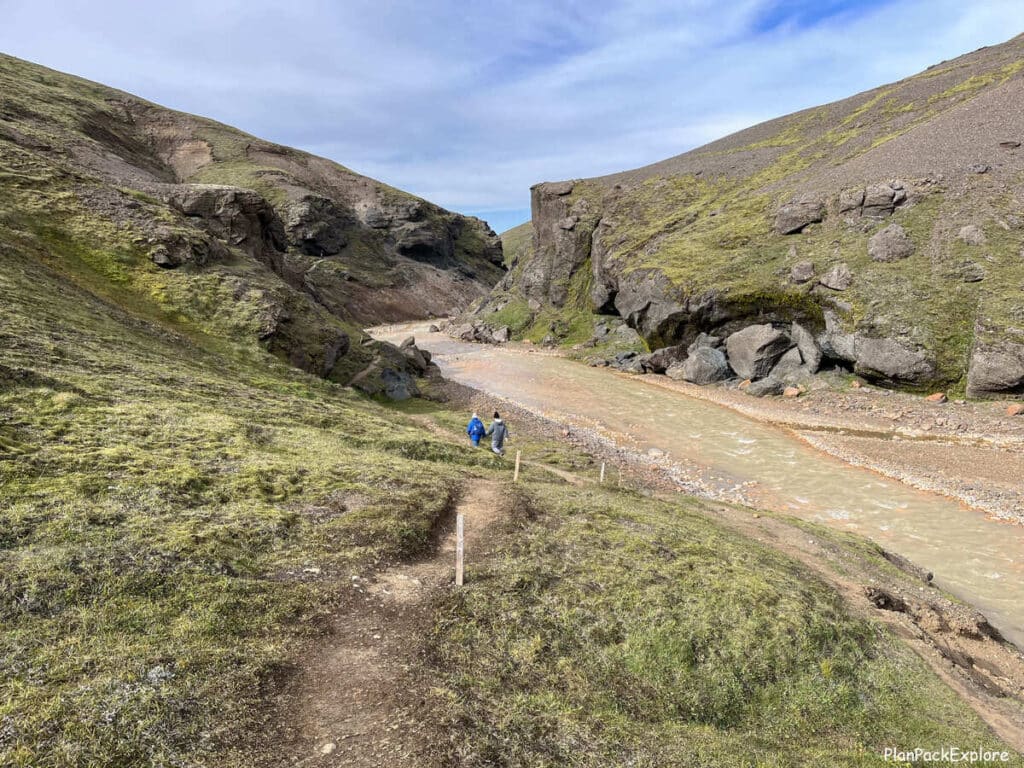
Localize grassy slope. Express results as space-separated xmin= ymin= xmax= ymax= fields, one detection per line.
xmin=0 ymin=247 xmax=504 ymax=766
xmin=0 ymin=52 xmax=505 ymax=322
xmin=500 ymin=221 xmax=533 ymax=269
xmin=431 ymin=482 xmax=1021 ymax=767
xmin=1 ymin=238 xmax=1019 ymax=765
xmin=501 ymin=39 xmax=1024 ymax=392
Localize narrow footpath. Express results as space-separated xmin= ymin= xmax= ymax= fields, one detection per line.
xmin=261 ymin=481 xmax=504 ymax=767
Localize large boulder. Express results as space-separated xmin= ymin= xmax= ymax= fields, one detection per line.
xmin=854 ymin=337 xmax=935 ymax=383
xmin=687 ymin=332 xmax=722 ymax=354
xmin=818 ymin=310 xmax=856 ymax=363
xmin=838 ymin=187 xmax=865 ymax=213
xmin=398 ymin=336 xmax=432 ymax=373
xmin=966 ymin=341 xmax=1024 ymax=397
xmin=677 ymin=346 xmax=732 ymax=384
xmin=148 ymin=227 xmax=232 ymax=268
xmin=791 ymin=321 xmax=823 ymax=373
xmin=861 ymin=183 xmax=905 ymax=218
xmin=789 ymin=260 xmax=815 ymax=284
xmin=868 ymin=224 xmax=915 ymax=262
xmin=376 ymin=368 xmax=418 ymax=400
xmin=725 ymin=325 xmax=792 ymax=380
xmin=774 ymin=197 xmax=825 ymax=234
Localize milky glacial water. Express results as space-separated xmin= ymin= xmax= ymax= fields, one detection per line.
xmin=372 ymin=323 xmax=1024 ymax=646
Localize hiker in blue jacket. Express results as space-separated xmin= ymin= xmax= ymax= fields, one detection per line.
xmin=485 ymin=411 xmax=510 ymax=456
xmin=466 ymin=412 xmax=486 ymax=447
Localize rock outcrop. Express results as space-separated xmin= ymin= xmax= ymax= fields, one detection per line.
xmin=774 ymin=197 xmax=825 ymax=234
xmin=473 ymin=34 xmax=1024 ymax=396
xmin=0 ymin=52 xmax=507 ymax=398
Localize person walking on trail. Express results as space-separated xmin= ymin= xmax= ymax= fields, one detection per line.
xmin=466 ymin=412 xmax=486 ymax=448
xmin=486 ymin=411 xmax=510 ymax=456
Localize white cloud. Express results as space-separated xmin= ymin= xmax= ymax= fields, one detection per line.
xmin=0 ymin=0 xmax=1020 ymax=232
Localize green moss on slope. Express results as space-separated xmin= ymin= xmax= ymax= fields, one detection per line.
xmin=431 ymin=483 xmax=1018 ymax=766
xmin=0 ymin=244 xmax=507 ymax=767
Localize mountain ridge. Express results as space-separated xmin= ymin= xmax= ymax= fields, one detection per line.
xmin=0 ymin=51 xmax=504 ymax=394
xmin=485 ymin=33 xmax=1024 ymax=397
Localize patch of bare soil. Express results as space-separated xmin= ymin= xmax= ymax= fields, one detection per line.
xmin=256 ymin=481 xmax=505 ymax=767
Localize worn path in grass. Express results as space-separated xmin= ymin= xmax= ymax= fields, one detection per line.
xmin=262 ymin=480 xmax=504 ymax=767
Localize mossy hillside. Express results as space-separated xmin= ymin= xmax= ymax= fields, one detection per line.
xmin=431 ymin=482 xmax=1021 ymax=767
xmin=484 ymin=296 xmax=535 ymax=335
xmin=0 ymin=161 xmax=379 ymax=385
xmin=0 ymin=242 xmax=511 ymax=768
xmin=503 ymin=40 xmax=1024 ymax=383
xmin=500 ymin=220 xmax=533 ymax=269
xmin=551 ymin=163 xmax=1012 ymax=390
xmin=1 ymin=52 xmax=506 ymax=337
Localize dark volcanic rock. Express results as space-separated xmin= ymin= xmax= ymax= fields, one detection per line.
xmin=676 ymin=346 xmax=731 ymax=384
xmin=161 ymin=184 xmax=286 ymax=259
xmin=868 ymin=224 xmax=915 ymax=262
xmin=644 ymin=344 xmax=687 ymax=374
xmin=148 ymin=227 xmax=232 ymax=268
xmin=285 ymin=195 xmax=356 ymax=256
xmin=725 ymin=325 xmax=792 ymax=380
xmin=687 ymin=332 xmax=722 ymax=354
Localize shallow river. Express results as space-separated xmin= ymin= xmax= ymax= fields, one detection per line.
xmin=372 ymin=323 xmax=1024 ymax=646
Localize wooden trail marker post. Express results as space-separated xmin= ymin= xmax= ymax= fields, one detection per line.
xmin=455 ymin=513 xmax=465 ymax=586
xmin=513 ymin=450 xmax=521 ymax=482
xmin=600 ymin=462 xmax=606 ymax=484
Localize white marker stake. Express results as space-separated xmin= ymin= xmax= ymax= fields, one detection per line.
xmin=455 ymin=513 xmax=465 ymax=586
xmin=600 ymin=462 xmax=606 ymax=484
xmin=514 ymin=450 xmax=521 ymax=482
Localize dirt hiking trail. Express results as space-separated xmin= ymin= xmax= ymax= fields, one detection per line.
xmin=260 ymin=480 xmax=504 ymax=767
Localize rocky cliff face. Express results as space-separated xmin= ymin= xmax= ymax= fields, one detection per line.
xmin=480 ymin=34 xmax=1024 ymax=397
xmin=0 ymin=53 xmax=504 ymax=392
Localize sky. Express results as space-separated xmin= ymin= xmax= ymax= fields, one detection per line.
xmin=0 ymin=1 xmax=1021 ymax=233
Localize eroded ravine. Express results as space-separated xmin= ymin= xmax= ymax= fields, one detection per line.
xmin=372 ymin=322 xmax=1024 ymax=647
